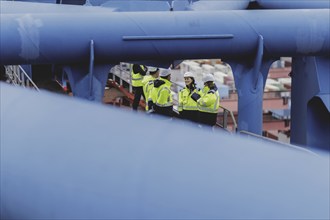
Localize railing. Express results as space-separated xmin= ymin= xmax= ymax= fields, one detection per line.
xmin=110 ymin=63 xmax=132 ymax=93
xmin=223 ymin=90 xmax=291 ymax=101
xmin=5 ymin=65 xmax=39 ymax=91
xmin=216 ymin=106 xmax=237 ymax=132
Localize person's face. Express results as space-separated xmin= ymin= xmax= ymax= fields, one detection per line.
xmin=184 ymin=77 xmax=193 ymax=85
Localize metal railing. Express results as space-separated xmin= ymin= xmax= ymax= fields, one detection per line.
xmin=216 ymin=106 xmax=237 ymax=132
xmin=5 ymin=65 xmax=39 ymax=91
xmin=110 ymin=63 xmax=132 ymax=93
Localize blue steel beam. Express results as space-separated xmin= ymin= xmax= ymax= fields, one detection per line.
xmin=0 ymin=9 xmax=329 ymax=65
xmin=256 ymin=0 xmax=330 ymax=9
xmin=0 ymin=5 xmax=329 ymax=142
xmin=4 ymin=0 xmax=330 ymax=10
xmin=8 ymin=0 xmax=330 ymax=10
xmin=1 ymin=83 xmax=329 ymax=219
xmin=6 ymin=0 xmax=85 ymax=4
xmin=0 ymin=1 xmax=114 ymax=14
xmin=291 ymin=56 xmax=330 ymax=151
xmin=187 ymin=0 xmax=250 ymax=10
xmin=1 ymin=3 xmax=329 ymax=145
xmin=98 ymin=0 xmax=172 ymax=11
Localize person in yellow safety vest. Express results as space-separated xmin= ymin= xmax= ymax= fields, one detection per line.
xmin=142 ymin=67 xmax=159 ymax=111
xmin=178 ymin=72 xmax=201 ymax=123
xmin=131 ymin=64 xmax=148 ymax=111
xmin=149 ymin=69 xmax=173 ymax=117
xmin=191 ymin=73 xmax=220 ymax=127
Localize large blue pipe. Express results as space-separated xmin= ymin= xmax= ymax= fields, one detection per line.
xmin=1 ymin=9 xmax=329 ymax=65
xmin=257 ymin=0 xmax=330 ymax=9
xmin=0 ymin=1 xmax=114 ymax=14
xmin=1 ymin=83 xmax=329 ymax=219
xmin=7 ymin=0 xmax=330 ymax=10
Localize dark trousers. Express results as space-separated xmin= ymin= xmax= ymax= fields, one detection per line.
xmin=181 ymin=110 xmax=199 ymax=124
xmin=154 ymin=105 xmax=173 ymax=117
xmin=199 ymin=112 xmax=218 ymax=127
xmin=132 ymin=86 xmax=145 ymax=110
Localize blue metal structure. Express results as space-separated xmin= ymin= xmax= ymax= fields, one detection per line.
xmin=1 ymin=83 xmax=329 ymax=219
xmin=1 ymin=1 xmax=329 ymax=149
xmin=291 ymin=56 xmax=330 ymax=148
xmin=256 ymin=0 xmax=330 ymax=9
xmin=0 ymin=1 xmax=115 ymax=13
xmin=0 ymin=1 xmax=329 ymax=218
xmin=6 ymin=0 xmax=330 ymax=10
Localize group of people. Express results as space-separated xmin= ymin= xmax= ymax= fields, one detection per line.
xmin=131 ymin=64 xmax=220 ymax=128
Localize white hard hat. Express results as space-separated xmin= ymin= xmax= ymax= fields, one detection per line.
xmin=159 ymin=69 xmax=171 ymax=77
xmin=183 ymin=72 xmax=195 ymax=78
xmin=202 ymin=73 xmax=215 ymax=83
xmin=148 ymin=67 xmax=159 ymax=73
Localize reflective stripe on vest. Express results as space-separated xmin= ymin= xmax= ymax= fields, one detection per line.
xmin=183 ymin=105 xmax=198 ymax=111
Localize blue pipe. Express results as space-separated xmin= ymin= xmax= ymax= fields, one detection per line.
xmin=257 ymin=0 xmax=330 ymax=9
xmin=0 ymin=1 xmax=114 ymax=14
xmin=1 ymin=83 xmax=329 ymax=219
xmin=0 ymin=2 xmax=329 ymax=147
xmin=8 ymin=0 xmax=330 ymax=10
xmin=1 ymin=9 xmax=329 ymax=65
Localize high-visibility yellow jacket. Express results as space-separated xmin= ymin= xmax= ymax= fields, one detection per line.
xmin=142 ymin=75 xmax=157 ymax=110
xmin=131 ymin=64 xmax=147 ymax=87
xmin=178 ymin=87 xmax=201 ymax=112
xmin=142 ymin=75 xmax=155 ymax=100
xmin=150 ymin=78 xmax=173 ymax=108
xmin=197 ymin=86 xmax=220 ymax=113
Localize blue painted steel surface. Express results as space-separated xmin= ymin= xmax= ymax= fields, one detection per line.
xmin=101 ymin=0 xmax=171 ymax=11
xmin=7 ymin=0 xmax=330 ymax=10
xmin=0 ymin=1 xmax=329 ymax=147
xmin=10 ymin=0 xmax=57 ymax=3
xmin=6 ymin=0 xmax=84 ymax=4
xmin=291 ymin=56 xmax=330 ymax=150
xmin=308 ymin=96 xmax=330 ymax=150
xmin=1 ymin=83 xmax=329 ymax=219
xmin=0 ymin=1 xmax=114 ymax=13
xmin=0 ymin=9 xmax=329 ymax=65
xmin=187 ymin=0 xmax=250 ymax=10
xmin=257 ymin=0 xmax=330 ymax=9
xmin=229 ymin=57 xmax=275 ymax=134
xmin=172 ymin=0 xmax=190 ymax=11
xmin=63 ymin=64 xmax=111 ymax=101
xmin=227 ymin=35 xmax=274 ymax=135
